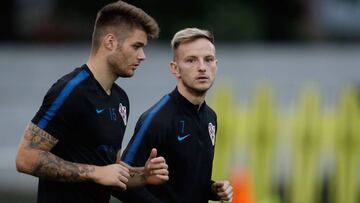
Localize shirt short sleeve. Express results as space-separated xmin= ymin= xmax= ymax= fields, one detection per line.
xmin=31 ymin=72 xmax=87 ymax=139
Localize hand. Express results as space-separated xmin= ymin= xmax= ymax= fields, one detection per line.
xmin=144 ymin=148 xmax=169 ymax=185
xmin=211 ymin=180 xmax=233 ymax=203
xmin=92 ymin=164 xmax=130 ymax=190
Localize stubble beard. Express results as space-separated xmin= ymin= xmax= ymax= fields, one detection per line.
xmin=107 ymin=53 xmax=133 ymax=78
xmin=183 ymin=80 xmax=213 ymax=97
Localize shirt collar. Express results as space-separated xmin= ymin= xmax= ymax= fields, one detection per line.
xmin=170 ymin=87 xmax=206 ymax=113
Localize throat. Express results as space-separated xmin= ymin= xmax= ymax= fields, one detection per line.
xmin=178 ymin=85 xmax=206 ymax=105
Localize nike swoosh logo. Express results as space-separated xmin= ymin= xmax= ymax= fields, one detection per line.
xmin=177 ymin=134 xmax=190 ymax=141
xmin=96 ymin=108 xmax=105 ymax=114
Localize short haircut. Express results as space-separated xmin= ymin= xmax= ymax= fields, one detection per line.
xmin=91 ymin=1 xmax=159 ymax=51
xmin=171 ymin=28 xmax=214 ymax=52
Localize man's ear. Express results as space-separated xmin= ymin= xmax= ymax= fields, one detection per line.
xmin=170 ymin=61 xmax=180 ymax=78
xmin=102 ymin=33 xmax=117 ymax=51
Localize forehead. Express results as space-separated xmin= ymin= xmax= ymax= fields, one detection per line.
xmin=176 ymin=38 xmax=215 ymax=58
xmin=123 ymin=28 xmax=148 ymax=45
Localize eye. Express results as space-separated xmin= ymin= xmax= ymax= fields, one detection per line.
xmin=186 ymin=57 xmax=196 ymax=63
xmin=132 ymin=43 xmax=144 ymax=50
xmin=132 ymin=45 xmax=141 ymax=50
xmin=205 ymin=57 xmax=215 ymax=63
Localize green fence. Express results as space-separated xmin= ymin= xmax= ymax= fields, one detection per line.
xmin=210 ymin=84 xmax=360 ymax=203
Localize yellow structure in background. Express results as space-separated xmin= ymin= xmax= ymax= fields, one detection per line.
xmin=211 ymin=84 xmax=237 ymax=181
xmin=248 ymin=86 xmax=277 ymax=203
xmin=209 ymin=84 xmax=360 ymax=203
xmin=332 ymin=87 xmax=360 ymax=203
xmin=290 ymin=87 xmax=322 ymax=203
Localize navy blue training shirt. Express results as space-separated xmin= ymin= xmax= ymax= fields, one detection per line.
xmin=120 ymin=88 xmax=218 ymax=203
xmin=31 ymin=64 xmax=129 ymax=203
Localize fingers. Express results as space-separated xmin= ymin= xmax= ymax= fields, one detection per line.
xmin=148 ymin=166 xmax=168 ymax=177
xmin=146 ymin=155 xmax=168 ymax=172
xmin=115 ymin=177 xmax=127 ymax=190
xmin=95 ymin=164 xmax=131 ymax=190
xmin=149 ymin=148 xmax=157 ymax=159
xmin=213 ymin=181 xmax=224 ymax=188
xmin=115 ymin=164 xmax=130 ymax=190
xmin=150 ymin=168 xmax=169 ymax=176
xmin=117 ymin=173 xmax=129 ymax=183
xmin=149 ymin=156 xmax=167 ymax=172
xmin=150 ymin=156 xmax=166 ymax=164
xmin=117 ymin=164 xmax=130 ymax=178
xmin=218 ymin=186 xmax=232 ymax=200
xmin=144 ymin=148 xmax=169 ymax=185
xmin=148 ymin=160 xmax=168 ymax=171
xmin=118 ymin=163 xmax=130 ymax=173
xmin=214 ymin=181 xmax=233 ymax=202
xmin=147 ymin=148 xmax=166 ymax=166
xmin=155 ymin=174 xmax=169 ymax=181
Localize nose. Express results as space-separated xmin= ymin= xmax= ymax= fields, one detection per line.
xmin=138 ymin=49 xmax=146 ymax=61
xmin=198 ymin=59 xmax=206 ymax=72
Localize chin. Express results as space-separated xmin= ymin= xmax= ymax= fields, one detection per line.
xmin=117 ymin=71 xmax=135 ymax=78
xmin=197 ymin=84 xmax=212 ymax=91
xmin=192 ymin=86 xmax=210 ymax=95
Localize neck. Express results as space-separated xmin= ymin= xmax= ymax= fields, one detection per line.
xmin=87 ymin=55 xmax=117 ymax=95
xmin=177 ymin=84 xmax=206 ymax=106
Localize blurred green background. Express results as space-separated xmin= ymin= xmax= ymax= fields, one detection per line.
xmin=210 ymin=84 xmax=360 ymax=203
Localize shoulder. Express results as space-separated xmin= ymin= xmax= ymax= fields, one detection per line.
xmin=138 ymin=94 xmax=173 ymax=126
xmin=57 ymin=66 xmax=90 ymax=87
xmin=44 ymin=67 xmax=90 ymax=101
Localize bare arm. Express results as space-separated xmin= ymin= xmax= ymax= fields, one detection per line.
xmin=16 ymin=123 xmax=129 ymax=189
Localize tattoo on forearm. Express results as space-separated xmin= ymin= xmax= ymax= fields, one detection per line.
xmin=129 ymin=168 xmax=145 ymax=184
xmin=33 ymin=151 xmax=95 ymax=182
xmin=25 ymin=123 xmax=58 ymax=150
xmin=129 ymin=170 xmax=141 ymax=178
xmin=25 ymin=123 xmax=95 ymax=182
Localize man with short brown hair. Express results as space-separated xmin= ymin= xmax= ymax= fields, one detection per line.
xmin=15 ymin=1 xmax=168 ymax=202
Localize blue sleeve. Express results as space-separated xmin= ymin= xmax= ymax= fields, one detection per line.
xmin=122 ymin=112 xmax=166 ymax=166
xmin=31 ymin=76 xmax=85 ymax=139
xmin=120 ymin=111 xmax=167 ymax=202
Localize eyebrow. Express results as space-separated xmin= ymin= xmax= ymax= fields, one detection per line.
xmin=133 ymin=41 xmax=146 ymax=47
xmin=185 ymin=54 xmax=215 ymax=58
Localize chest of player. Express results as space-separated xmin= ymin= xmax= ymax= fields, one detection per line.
xmin=76 ymin=95 xmax=128 ymax=147
xmin=165 ymin=110 xmax=216 ymax=165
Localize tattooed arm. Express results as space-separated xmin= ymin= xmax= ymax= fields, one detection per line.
xmin=115 ymin=148 xmax=169 ymax=189
xmin=15 ymin=122 xmax=130 ymax=189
